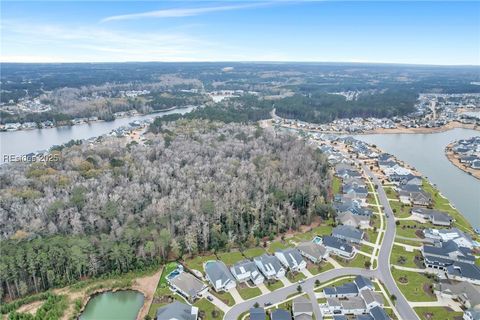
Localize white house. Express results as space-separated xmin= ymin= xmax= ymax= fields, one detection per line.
xmin=254 ymin=254 xmax=286 ymax=280
xmin=274 ymin=248 xmax=307 ymax=272
xmin=230 ymin=260 xmax=264 ymax=285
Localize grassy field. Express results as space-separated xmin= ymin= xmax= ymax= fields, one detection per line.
xmin=242 ymin=247 xmax=266 ymax=259
xmin=391 ymin=268 xmax=436 ymax=302
xmin=334 ymin=254 xmax=371 ymax=269
xmin=395 ymin=220 xmax=432 ymax=238
xmin=266 ymin=279 xmax=284 ymax=291
xmin=307 ymin=261 xmax=334 ymax=275
xmin=237 ymin=286 xmax=261 ymax=300
xmin=422 ymin=179 xmax=474 ymax=234
xmin=194 ymin=298 xmax=225 ymax=319
xmin=389 ymin=200 xmax=412 ymax=218
xmin=366 ymin=229 xmax=379 ymax=243
xmin=359 ymin=244 xmax=374 ymax=255
xmin=211 ymin=290 xmax=235 ymax=306
xmin=414 ymin=307 xmax=463 ymax=320
xmin=287 ymin=272 xmax=306 ymax=283
xmin=332 ymin=176 xmax=342 ymax=194
xmin=267 ymin=240 xmax=293 ymax=253
xmin=390 ymin=245 xmax=422 ymax=268
xmin=183 ymin=254 xmax=217 ymax=273
xmin=217 ymin=251 xmax=245 ymax=265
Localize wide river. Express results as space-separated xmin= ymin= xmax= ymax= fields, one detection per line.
xmin=0 ymin=106 xmax=195 ymax=163
xmin=355 ymin=128 xmax=480 ymax=228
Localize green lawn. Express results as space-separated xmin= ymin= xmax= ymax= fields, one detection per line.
xmin=237 ymin=286 xmax=262 ymax=300
xmin=394 ymin=237 xmax=424 ymax=247
xmin=332 ymin=176 xmax=342 ymax=194
xmin=414 ymin=307 xmax=463 ymax=320
xmin=334 ymin=254 xmax=371 ymax=269
xmin=359 ymin=244 xmax=374 ymax=255
xmin=183 ymin=254 xmax=217 ymax=273
xmin=287 ymin=272 xmax=306 ymax=283
xmin=389 ymin=201 xmax=412 ymax=218
xmin=307 ymin=261 xmax=334 ymax=275
xmin=390 ymin=245 xmax=422 ymax=268
xmin=217 ymin=251 xmax=245 ymax=265
xmin=396 ymin=220 xmax=431 ymax=238
xmin=289 ymin=222 xmax=334 ymax=244
xmin=476 ymin=256 xmax=480 ymax=266
xmin=384 ymin=186 xmax=397 ymax=198
xmin=266 ymin=279 xmax=284 ymax=291
xmin=366 ymin=229 xmax=379 ymax=243
xmin=267 ymin=240 xmax=292 ymax=253
xmin=194 ymin=298 xmax=225 ymax=319
xmin=422 ymin=179 xmax=473 ymax=233
xmin=159 ymin=262 xmax=178 ymax=286
xmin=211 ymin=290 xmax=235 ymax=306
xmin=242 ymin=247 xmax=266 ymax=259
xmin=391 ymin=268 xmax=436 ymax=302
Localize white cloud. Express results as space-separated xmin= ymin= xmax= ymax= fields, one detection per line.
xmin=101 ymin=2 xmax=267 ymax=23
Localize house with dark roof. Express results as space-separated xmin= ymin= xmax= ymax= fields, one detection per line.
xmin=254 ymin=254 xmax=286 ymax=279
xmin=230 ymin=259 xmax=264 ymax=285
xmin=275 ymin=248 xmax=307 ymax=272
xmin=354 ymin=276 xmax=374 ymax=292
xmin=332 ymin=225 xmax=364 ymax=243
xmin=324 ymin=282 xmax=359 ymax=298
xmin=446 ymin=262 xmax=480 ymax=285
xmin=250 ymin=307 xmax=266 ymax=320
xmin=422 ymin=240 xmax=475 ymax=271
xmin=271 ymin=309 xmax=292 ymax=320
xmin=423 ymin=228 xmax=475 ymax=248
xmin=156 ymin=301 xmax=198 ymax=320
xmin=369 ymin=306 xmax=391 ymax=320
xmin=297 ymin=241 xmax=328 ymax=263
xmin=204 ymin=260 xmax=236 ymax=292
xmin=323 ymin=236 xmax=355 ymax=258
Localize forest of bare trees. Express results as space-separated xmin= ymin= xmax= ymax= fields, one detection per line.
xmin=0 ymin=120 xmax=332 ymax=300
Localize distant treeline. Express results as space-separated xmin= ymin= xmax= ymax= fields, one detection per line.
xmin=274 ymin=90 xmax=418 ymax=123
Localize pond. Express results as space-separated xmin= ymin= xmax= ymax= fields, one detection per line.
xmin=79 ymin=290 xmax=144 ymax=320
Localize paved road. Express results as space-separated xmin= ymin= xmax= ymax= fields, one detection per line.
xmin=224 ymin=267 xmax=376 ymax=320
xmin=363 ymin=165 xmax=420 ymax=320
xmin=223 ymin=165 xmax=420 ymax=320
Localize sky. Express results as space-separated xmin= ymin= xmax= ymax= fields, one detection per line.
xmin=1 ymin=1 xmax=479 ymax=65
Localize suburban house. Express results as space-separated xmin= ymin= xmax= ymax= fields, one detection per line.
xmin=411 ymin=207 xmax=453 ymax=226
xmin=297 ymin=241 xmax=328 ymax=263
xmin=325 ymin=296 xmax=367 ymax=316
xmin=169 ymin=272 xmax=208 ymax=301
xmin=398 ymin=185 xmax=431 ymax=206
xmin=422 ymin=240 xmax=476 ymax=270
xmin=334 ymin=201 xmax=373 ymax=217
xmin=204 ymin=260 xmax=236 ymax=292
xmin=435 ymin=280 xmax=480 ymax=310
xmin=354 ymin=276 xmax=374 ymax=292
xmin=156 ymin=301 xmax=198 ymax=320
xmin=324 ymin=282 xmax=359 ymax=298
xmin=275 ymin=248 xmax=307 ymax=272
xmin=323 ymin=236 xmax=355 ymax=258
xmin=254 ymin=254 xmax=286 ymax=279
xmin=271 ymin=309 xmax=292 ymax=320
xmin=332 ymin=225 xmax=364 ymax=243
xmin=338 ymin=212 xmax=371 ymax=229
xmin=369 ymin=306 xmax=391 ymax=320
xmin=384 ymin=164 xmax=411 ymax=176
xmin=446 ymin=262 xmax=480 ymax=285
xmin=424 ymin=228 xmax=476 ymax=249
xmin=292 ymin=296 xmax=313 ymax=319
xmin=360 ymin=290 xmax=384 ymax=309
xmin=230 ymin=259 xmax=265 ymax=285
xmin=249 ymin=307 xmax=266 ymax=320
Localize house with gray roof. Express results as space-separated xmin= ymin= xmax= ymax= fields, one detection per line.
xmin=360 ymin=290 xmax=384 ymax=309
xmin=369 ymin=306 xmax=391 ymax=320
xmin=412 ymin=207 xmax=453 ymax=226
xmin=275 ymin=248 xmax=307 ymax=271
xmin=292 ymin=296 xmax=313 ymax=319
xmin=297 ymin=241 xmax=328 ymax=263
xmin=338 ymin=212 xmax=371 ymax=229
xmin=435 ymin=280 xmax=480 ymax=309
xmin=204 ymin=260 xmax=236 ymax=292
xmin=324 ymin=296 xmax=367 ymax=315
xmin=271 ymin=309 xmax=292 ymax=320
xmin=323 ymin=236 xmax=355 ymax=258
xmin=464 ymin=309 xmax=480 ymax=320
xmin=169 ymin=272 xmax=208 ymax=301
xmin=156 ymin=301 xmax=198 ymax=320
xmin=254 ymin=254 xmax=286 ymax=279
xmin=424 ymin=228 xmax=475 ymax=249
xmin=324 ymin=282 xmax=359 ymax=298
xmin=230 ymin=259 xmax=264 ymax=285
xmin=332 ymin=225 xmax=364 ymax=243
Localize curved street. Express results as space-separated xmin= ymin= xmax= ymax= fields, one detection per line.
xmin=224 ymin=165 xmax=420 ymax=320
